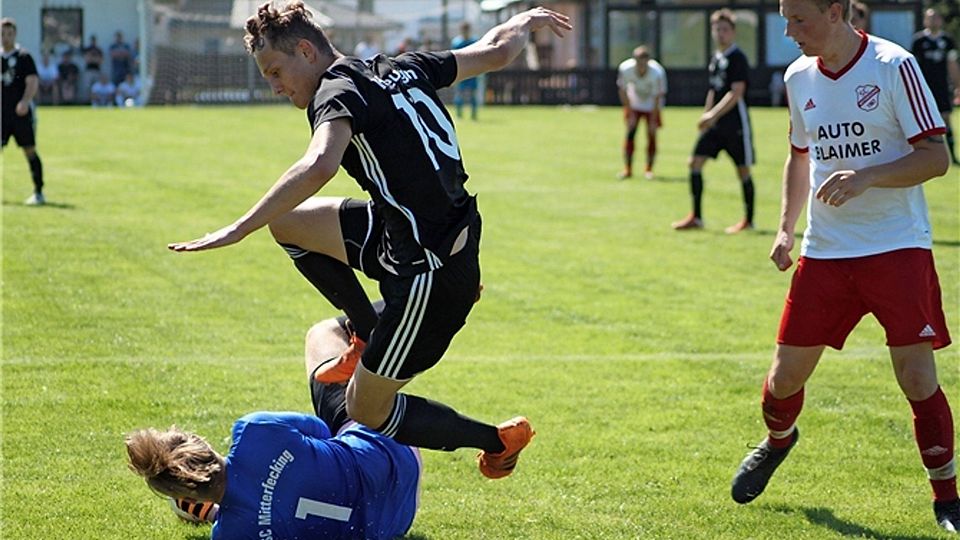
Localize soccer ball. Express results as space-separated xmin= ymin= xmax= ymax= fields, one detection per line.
xmin=168 ymin=497 xmax=218 ymax=524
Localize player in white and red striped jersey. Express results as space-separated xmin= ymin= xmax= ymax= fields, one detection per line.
xmin=731 ymin=0 xmax=958 ymax=533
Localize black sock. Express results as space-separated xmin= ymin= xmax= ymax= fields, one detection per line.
xmin=279 ymin=244 xmax=378 ymax=341
xmin=376 ymin=393 xmax=504 ymax=452
xmin=27 ymin=153 xmax=43 ymax=193
xmin=691 ymin=171 xmax=703 ymax=219
xmin=947 ymin=124 xmax=958 ymax=163
xmin=742 ymin=177 xmax=755 ymax=223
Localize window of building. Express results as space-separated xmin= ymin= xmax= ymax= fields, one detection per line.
xmin=607 ymin=9 xmax=659 ymax=67
xmin=872 ymin=10 xmax=915 ymax=48
xmin=41 ymin=8 xmax=83 ymax=56
xmin=661 ymin=10 xmax=706 ymax=68
xmin=764 ymin=11 xmax=800 ymax=67
xmin=729 ymin=9 xmax=758 ymax=67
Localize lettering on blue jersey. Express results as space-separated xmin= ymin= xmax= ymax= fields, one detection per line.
xmin=257 ymin=449 xmax=295 ymax=534
xmin=372 ymin=68 xmax=419 ymax=91
xmin=813 ymin=121 xmax=881 ymax=161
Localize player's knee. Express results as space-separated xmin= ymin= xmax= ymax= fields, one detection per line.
xmin=766 ymin=369 xmax=804 ymax=398
xmin=896 ymin=365 xmax=938 ymax=401
xmin=267 ymin=213 xmax=298 ymax=243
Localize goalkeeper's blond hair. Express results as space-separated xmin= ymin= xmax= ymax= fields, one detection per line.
xmin=125 ymin=426 xmax=221 ymax=493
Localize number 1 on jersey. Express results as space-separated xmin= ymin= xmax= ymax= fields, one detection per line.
xmin=295 ymin=497 xmax=353 ymax=522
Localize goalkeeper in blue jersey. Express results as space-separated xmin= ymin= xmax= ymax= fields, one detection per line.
xmin=125 ymin=311 xmax=421 ymax=540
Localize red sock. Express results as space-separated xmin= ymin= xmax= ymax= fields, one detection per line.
xmin=762 ymin=378 xmax=804 ymax=448
xmin=909 ymin=386 xmax=957 ymax=502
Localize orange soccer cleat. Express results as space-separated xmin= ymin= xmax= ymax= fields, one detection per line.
xmin=724 ymin=219 xmax=755 ymax=234
xmin=477 ymin=416 xmax=536 ymax=479
xmin=671 ymin=214 xmax=704 ymax=230
xmin=314 ymin=332 xmax=366 ymax=384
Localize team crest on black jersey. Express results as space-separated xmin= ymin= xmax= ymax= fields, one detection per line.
xmin=855 ymin=84 xmax=880 ymax=111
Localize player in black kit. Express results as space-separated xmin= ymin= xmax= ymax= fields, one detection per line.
xmin=169 ymin=1 xmax=572 ymax=479
xmin=673 ymin=8 xmax=757 ymax=234
xmin=912 ymin=7 xmax=960 ymax=165
xmin=2 ymin=18 xmax=45 ymax=205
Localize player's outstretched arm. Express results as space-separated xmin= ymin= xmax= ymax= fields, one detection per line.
xmin=451 ymin=7 xmax=572 ymax=84
xmin=168 ymin=118 xmax=352 ymax=253
xmin=770 ymin=148 xmax=810 ymax=272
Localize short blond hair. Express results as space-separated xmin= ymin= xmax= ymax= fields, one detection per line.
xmin=244 ymin=0 xmax=333 ymax=56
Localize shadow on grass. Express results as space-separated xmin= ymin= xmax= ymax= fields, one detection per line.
xmin=933 ymin=239 xmax=960 ymax=247
xmin=651 ymin=175 xmax=687 ymax=183
xmin=402 ymin=534 xmax=432 ymax=540
xmin=2 ymin=199 xmax=76 ymax=209
xmin=766 ymin=504 xmax=941 ymax=540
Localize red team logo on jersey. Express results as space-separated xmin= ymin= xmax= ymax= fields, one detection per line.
xmin=855 ymin=85 xmax=880 ymax=111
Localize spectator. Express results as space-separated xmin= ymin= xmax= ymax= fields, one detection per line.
xmin=109 ymin=31 xmax=132 ymax=85
xmin=36 ymin=50 xmax=59 ymax=105
xmin=81 ymin=34 xmax=104 ymax=103
xmin=451 ymin=22 xmax=479 ymax=120
xmin=115 ymin=72 xmax=141 ymax=106
xmin=769 ymin=70 xmax=785 ymax=107
xmin=56 ymin=51 xmax=79 ymax=104
xmin=90 ymin=71 xmax=116 ymax=107
xmin=353 ymin=34 xmax=380 ymax=59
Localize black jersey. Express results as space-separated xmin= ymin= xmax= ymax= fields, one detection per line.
xmin=707 ymin=45 xmax=750 ymax=129
xmin=2 ymin=47 xmax=37 ymax=117
xmin=911 ymin=30 xmax=957 ymax=110
xmin=308 ymin=51 xmax=475 ymax=277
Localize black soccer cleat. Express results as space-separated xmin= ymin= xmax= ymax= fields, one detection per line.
xmin=935 ymin=498 xmax=960 ymax=533
xmin=731 ymin=428 xmax=799 ymax=504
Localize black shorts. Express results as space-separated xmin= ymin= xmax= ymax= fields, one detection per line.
xmin=693 ymin=123 xmax=755 ymax=166
xmin=338 ymin=198 xmax=482 ymax=380
xmin=2 ymin=111 xmax=36 ymax=148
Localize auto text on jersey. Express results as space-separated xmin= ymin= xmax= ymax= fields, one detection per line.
xmin=814 ymin=121 xmax=881 ymax=161
xmin=258 ymin=449 xmax=295 ymax=539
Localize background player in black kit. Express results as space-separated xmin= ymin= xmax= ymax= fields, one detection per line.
xmin=912 ymin=7 xmax=960 ymax=165
xmin=2 ymin=18 xmax=45 ymax=206
xmin=672 ymin=9 xmax=757 ymax=234
xmin=169 ymin=1 xmax=572 ymax=479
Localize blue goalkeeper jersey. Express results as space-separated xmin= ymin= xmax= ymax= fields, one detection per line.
xmin=210 ymin=412 xmax=420 ymax=540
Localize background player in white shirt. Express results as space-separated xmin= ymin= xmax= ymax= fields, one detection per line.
xmin=616 ymin=46 xmax=666 ymax=180
xmin=730 ymin=0 xmax=958 ymax=533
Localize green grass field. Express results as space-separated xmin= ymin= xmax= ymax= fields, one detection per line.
xmin=2 ymin=104 xmax=958 ymax=539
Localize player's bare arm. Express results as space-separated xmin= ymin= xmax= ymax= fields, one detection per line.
xmin=770 ymin=148 xmax=810 ymax=272
xmin=698 ymin=81 xmax=745 ymax=130
xmin=451 ymin=7 xmax=571 ymax=84
xmin=815 ymin=135 xmax=949 ymax=208
xmin=17 ymin=73 xmax=38 ymax=116
xmin=168 ymin=118 xmax=352 ymax=252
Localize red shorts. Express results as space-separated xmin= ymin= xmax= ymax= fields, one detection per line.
xmin=624 ymin=108 xmax=660 ymax=128
xmin=777 ymin=248 xmax=951 ymax=350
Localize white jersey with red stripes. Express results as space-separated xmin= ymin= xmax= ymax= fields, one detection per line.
xmin=617 ymin=58 xmax=667 ymax=112
xmin=785 ymin=32 xmax=947 ymax=259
